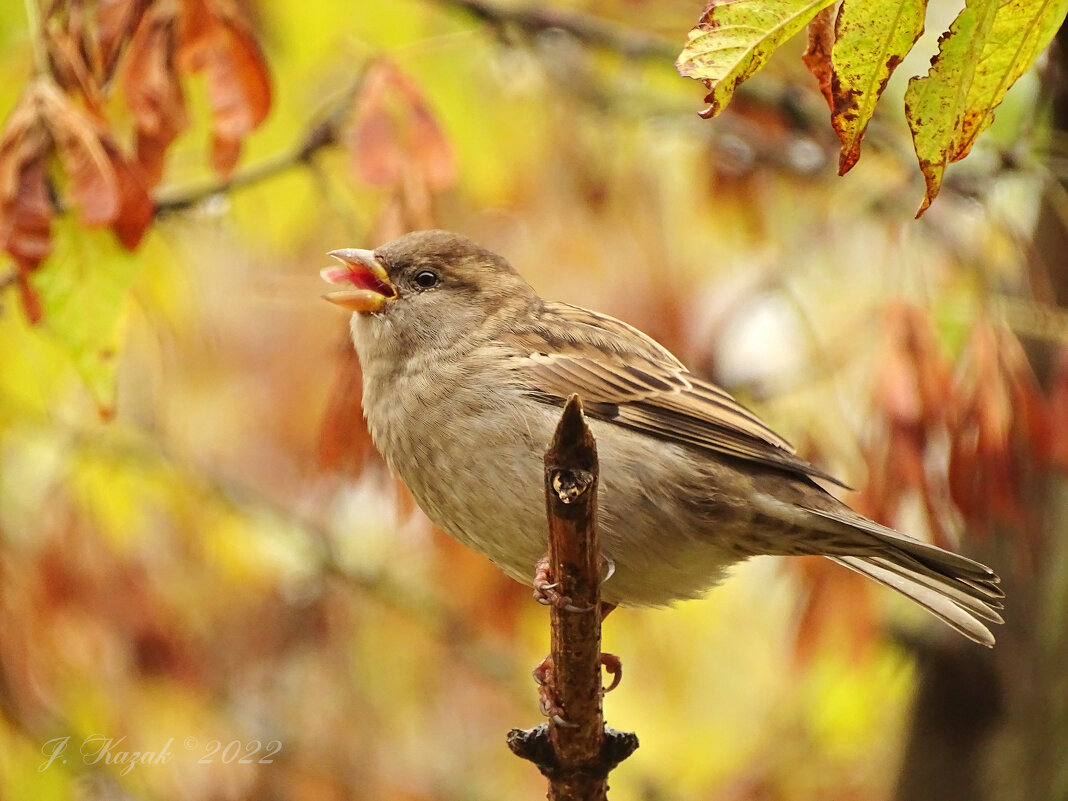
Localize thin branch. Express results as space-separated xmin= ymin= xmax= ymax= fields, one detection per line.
xmin=508 ymin=395 xmax=637 ymax=800
xmin=429 ymin=0 xmax=677 ymax=61
xmin=151 ymin=107 xmax=346 ymax=216
xmin=427 ymin=0 xmax=837 ymax=134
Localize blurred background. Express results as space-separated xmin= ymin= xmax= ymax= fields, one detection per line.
xmin=1 ymin=1 xmax=1066 ymax=799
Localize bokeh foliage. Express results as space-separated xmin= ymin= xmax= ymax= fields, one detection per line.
xmin=1 ymin=1 xmax=1066 ymax=800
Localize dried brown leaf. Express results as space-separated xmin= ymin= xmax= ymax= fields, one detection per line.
xmin=1050 ymin=344 xmax=1068 ymax=473
xmin=36 ymin=81 xmax=119 ymax=226
xmin=347 ymin=60 xmax=456 ymax=192
xmin=45 ymin=24 xmax=98 ymax=103
xmin=123 ymin=2 xmax=188 ymax=186
xmin=95 ymin=0 xmax=154 ymax=78
xmin=802 ymin=5 xmax=836 ymax=109
xmin=0 ymin=88 xmax=55 ymax=321
xmin=948 ymin=320 xmax=1050 ymax=535
xmin=103 ymin=141 xmax=153 ymax=249
xmin=318 ymin=343 xmax=378 ymax=475
xmin=180 ymin=0 xmax=272 ymax=177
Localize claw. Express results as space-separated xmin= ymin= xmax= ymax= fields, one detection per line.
xmin=601 ymin=653 xmax=623 ymax=692
xmin=601 ymin=553 xmax=616 ymax=583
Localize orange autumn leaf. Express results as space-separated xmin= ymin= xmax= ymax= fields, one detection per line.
xmin=802 ymin=6 xmax=835 ymax=110
xmin=793 ymin=556 xmax=878 ymax=665
xmin=39 ymin=76 xmax=152 ymax=248
xmin=347 ymin=60 xmax=456 ymax=192
xmin=857 ymin=303 xmax=956 ymax=546
xmin=0 ymin=157 xmax=53 ymax=323
xmin=36 ymin=80 xmax=119 ymax=226
xmin=102 ymin=140 xmax=153 ymax=249
xmin=0 ymin=75 xmax=154 ymax=322
xmin=1050 ymin=344 xmax=1068 ymax=473
xmin=948 ymin=320 xmax=1051 ymax=537
xmin=180 ymin=0 xmax=272 ymax=177
xmin=123 ymin=1 xmax=189 ymax=186
xmin=0 ymin=86 xmax=56 ymax=321
xmin=95 ymin=0 xmax=154 ymax=79
xmin=318 ymin=343 xmax=379 ymax=476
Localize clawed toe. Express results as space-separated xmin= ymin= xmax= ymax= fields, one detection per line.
xmin=600 ymin=652 xmax=622 ymax=692
xmin=532 ymin=555 xmax=595 ymax=612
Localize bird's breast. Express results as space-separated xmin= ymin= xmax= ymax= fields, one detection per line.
xmin=361 ymin=361 xmax=554 ymax=577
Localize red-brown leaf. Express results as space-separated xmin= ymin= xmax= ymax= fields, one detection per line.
xmin=209 ymin=132 xmax=244 ymax=176
xmin=802 ymin=6 xmax=836 ymax=110
xmin=180 ymin=0 xmax=272 ymax=177
xmin=349 ymin=67 xmax=404 ymax=186
xmin=857 ymin=303 xmax=958 ymax=547
xmin=394 ymin=70 xmax=457 ymax=192
xmin=0 ymin=88 xmax=55 ymax=322
xmin=3 ymin=158 xmax=54 ymax=323
xmin=1050 ymin=344 xmax=1068 ymax=473
xmin=792 ymin=556 xmax=877 ymax=665
xmin=123 ymin=2 xmax=189 ymax=186
xmin=948 ymin=320 xmax=1050 ymax=535
xmin=347 ymin=60 xmax=456 ymax=192
xmin=103 ymin=141 xmax=153 ymax=249
xmin=37 ymin=80 xmax=119 ymax=226
xmin=95 ymin=0 xmax=154 ymax=78
xmin=318 ymin=342 xmax=378 ymax=475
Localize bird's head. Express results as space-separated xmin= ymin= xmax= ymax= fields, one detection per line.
xmin=322 ymin=230 xmax=538 ymax=358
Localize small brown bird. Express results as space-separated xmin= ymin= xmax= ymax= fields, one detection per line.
xmin=321 ymin=230 xmax=1003 ymax=645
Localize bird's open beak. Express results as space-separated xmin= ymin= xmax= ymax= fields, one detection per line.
xmin=321 ymin=249 xmax=397 ymax=313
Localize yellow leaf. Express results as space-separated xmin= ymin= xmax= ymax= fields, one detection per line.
xmin=677 ymin=0 xmax=839 ymax=118
xmin=30 ymin=219 xmax=143 ymax=416
xmin=831 ymin=0 xmax=929 ymax=173
xmin=905 ymin=0 xmax=1068 ymax=214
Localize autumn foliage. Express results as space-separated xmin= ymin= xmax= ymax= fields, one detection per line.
xmin=0 ymin=0 xmax=271 ymax=322
xmin=1 ymin=2 xmax=1067 ymax=800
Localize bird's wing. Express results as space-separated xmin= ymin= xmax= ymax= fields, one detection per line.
xmin=499 ymin=302 xmax=846 ymax=486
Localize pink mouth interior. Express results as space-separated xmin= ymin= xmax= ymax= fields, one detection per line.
xmin=321 ymin=264 xmax=396 ymax=297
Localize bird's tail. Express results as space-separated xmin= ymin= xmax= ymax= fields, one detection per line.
xmin=804 ymin=508 xmax=1004 ymax=647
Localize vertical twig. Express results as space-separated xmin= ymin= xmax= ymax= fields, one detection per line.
xmin=508 ymin=395 xmax=638 ymax=800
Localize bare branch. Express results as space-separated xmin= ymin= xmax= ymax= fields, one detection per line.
xmin=508 ymin=395 xmax=637 ymax=800
xmin=429 ymin=0 xmax=676 ymax=61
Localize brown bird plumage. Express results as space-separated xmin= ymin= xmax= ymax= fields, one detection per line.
xmin=321 ymin=230 xmax=1003 ymax=645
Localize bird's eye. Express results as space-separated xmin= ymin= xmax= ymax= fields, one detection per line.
xmin=413 ymin=270 xmax=439 ymax=289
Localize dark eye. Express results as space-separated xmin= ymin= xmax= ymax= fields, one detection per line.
xmin=414 ymin=270 xmax=439 ymax=289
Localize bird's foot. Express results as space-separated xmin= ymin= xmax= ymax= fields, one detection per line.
xmin=532 ymin=653 xmax=624 ymax=724
xmin=532 ymin=554 xmax=592 ymax=613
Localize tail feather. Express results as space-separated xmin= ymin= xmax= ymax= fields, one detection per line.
xmin=863 ymin=550 xmax=1005 ymax=613
xmin=863 ymin=555 xmax=1004 ymax=623
xmin=830 ymin=556 xmax=998 ymax=647
xmin=804 ymin=507 xmax=998 ymax=583
xmin=796 ymin=505 xmax=1003 ymax=645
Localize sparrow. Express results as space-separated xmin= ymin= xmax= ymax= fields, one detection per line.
xmin=321 ymin=230 xmax=1003 ymax=646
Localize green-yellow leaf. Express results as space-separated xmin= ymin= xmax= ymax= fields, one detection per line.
xmin=30 ymin=219 xmax=143 ymax=417
xmin=831 ymin=0 xmax=929 ymax=174
xmin=677 ymin=0 xmax=839 ymax=118
xmin=905 ymin=0 xmax=1068 ymax=214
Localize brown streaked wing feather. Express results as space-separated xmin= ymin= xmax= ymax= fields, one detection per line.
xmin=501 ymin=302 xmax=846 ymax=486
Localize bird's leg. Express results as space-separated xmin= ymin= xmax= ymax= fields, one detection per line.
xmin=532 ymin=554 xmax=577 ymax=610
xmin=531 ymin=555 xmax=623 ymax=721
xmin=532 ymin=554 xmax=611 ymax=614
xmin=532 ymin=652 xmax=623 ymax=723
